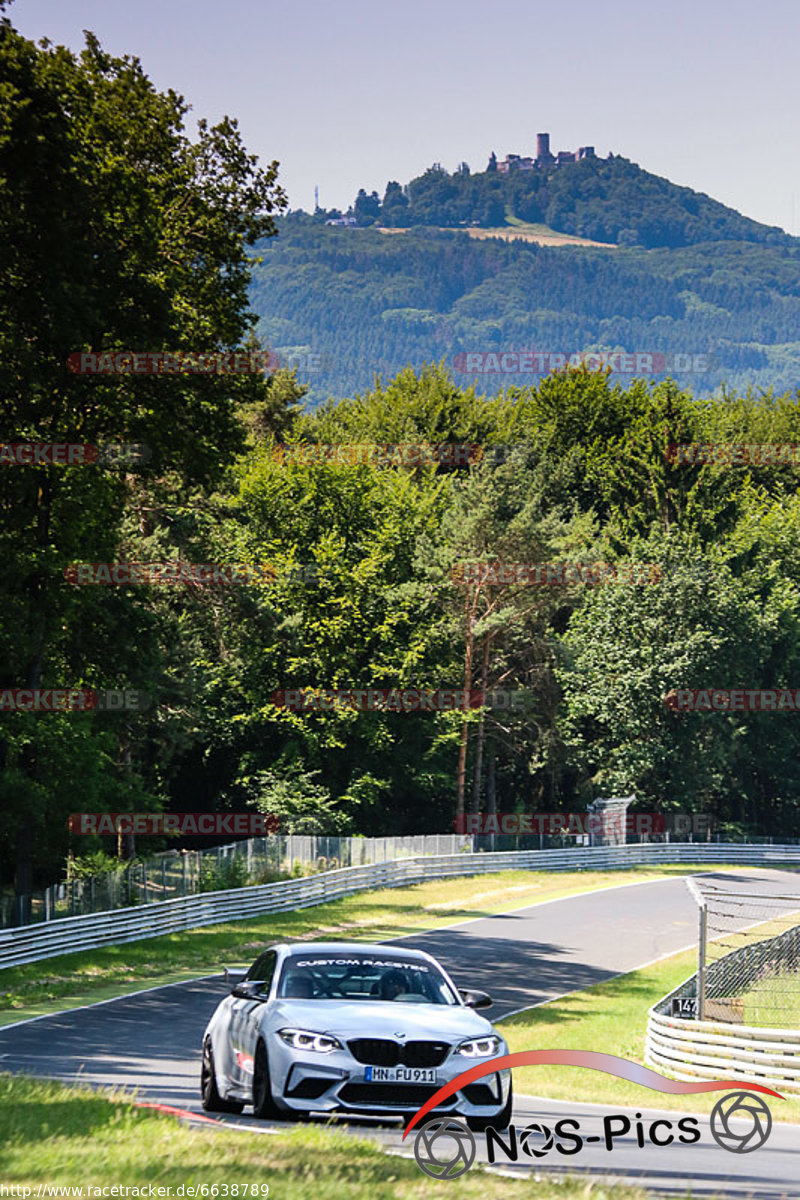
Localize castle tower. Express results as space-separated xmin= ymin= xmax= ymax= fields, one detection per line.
xmin=536 ymin=132 xmax=550 ymax=159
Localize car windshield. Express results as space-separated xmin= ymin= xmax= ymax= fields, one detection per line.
xmin=276 ymin=953 xmax=458 ymax=1004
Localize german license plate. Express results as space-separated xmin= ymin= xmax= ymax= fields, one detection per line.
xmin=364 ymin=1066 xmax=437 ymax=1083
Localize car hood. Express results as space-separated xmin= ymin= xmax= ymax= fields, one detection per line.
xmin=265 ymin=999 xmax=498 ymax=1042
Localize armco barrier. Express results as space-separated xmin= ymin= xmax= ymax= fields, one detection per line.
xmin=646 ymin=977 xmax=800 ymax=1093
xmin=3 ymin=832 xmax=479 ymax=929
xmin=2 ymin=841 xmax=800 ymax=971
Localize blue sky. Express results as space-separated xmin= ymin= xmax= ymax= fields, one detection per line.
xmin=12 ymin=0 xmax=800 ymax=233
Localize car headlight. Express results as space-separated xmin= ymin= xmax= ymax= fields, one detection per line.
xmin=455 ymin=1035 xmax=502 ymax=1057
xmin=277 ymin=1028 xmax=343 ymax=1054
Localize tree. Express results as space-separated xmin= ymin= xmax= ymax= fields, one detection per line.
xmin=381 ymin=181 xmax=409 ymax=227
xmin=406 ymin=440 xmax=578 ymax=823
xmin=238 ymin=766 xmax=352 ymax=836
xmin=354 ymin=188 xmax=381 ymax=226
xmin=479 ymin=193 xmax=505 ymax=227
xmin=557 ymin=524 xmax=800 ymax=834
xmin=0 ymin=17 xmax=287 ymax=904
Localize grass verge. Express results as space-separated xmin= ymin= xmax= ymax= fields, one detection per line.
xmin=0 ymin=864 xmax=751 ymax=1022
xmin=499 ymin=948 xmax=800 ymax=1121
xmin=0 ymin=1072 xmax=654 ymax=1198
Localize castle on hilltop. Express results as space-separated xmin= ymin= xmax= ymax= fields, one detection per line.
xmin=491 ymin=133 xmax=598 ymax=174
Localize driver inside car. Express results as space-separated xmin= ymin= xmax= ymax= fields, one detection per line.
xmin=281 ymin=969 xmax=315 ymax=999
xmin=379 ymin=968 xmax=407 ymax=1000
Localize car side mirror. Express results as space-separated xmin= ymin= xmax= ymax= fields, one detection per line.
xmin=459 ymin=988 xmax=492 ymax=1009
xmin=231 ymin=980 xmax=267 ymax=1001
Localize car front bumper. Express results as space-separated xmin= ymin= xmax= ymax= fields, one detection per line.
xmin=267 ymin=1039 xmax=511 ymax=1119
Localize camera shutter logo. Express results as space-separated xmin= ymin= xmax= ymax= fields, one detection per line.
xmin=519 ymin=1121 xmax=555 ymax=1158
xmin=710 ymin=1092 xmax=772 ymax=1153
xmin=413 ymin=1116 xmax=476 ymax=1179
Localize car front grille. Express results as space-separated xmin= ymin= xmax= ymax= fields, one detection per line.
xmin=338 ymin=1083 xmax=456 ymax=1108
xmin=347 ymin=1038 xmax=451 ymax=1067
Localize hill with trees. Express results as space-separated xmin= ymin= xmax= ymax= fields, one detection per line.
xmin=335 ymin=152 xmax=792 ymax=248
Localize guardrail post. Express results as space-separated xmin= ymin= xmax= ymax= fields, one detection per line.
xmin=697 ymin=896 xmax=707 ymax=1020
xmin=686 ymin=877 xmax=708 ymax=1020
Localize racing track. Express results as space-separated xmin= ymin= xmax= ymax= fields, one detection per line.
xmin=1 ymin=869 xmax=798 ymax=1197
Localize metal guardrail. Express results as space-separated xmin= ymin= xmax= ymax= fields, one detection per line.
xmin=2 ymin=841 xmax=800 ymax=972
xmin=8 ymin=832 xmax=797 ymax=929
xmin=646 ymin=977 xmax=800 ymax=1092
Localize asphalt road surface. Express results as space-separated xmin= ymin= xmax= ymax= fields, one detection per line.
xmin=1 ymin=869 xmax=798 ymax=1197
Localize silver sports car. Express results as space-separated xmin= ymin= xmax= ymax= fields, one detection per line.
xmin=201 ymin=941 xmax=512 ymax=1130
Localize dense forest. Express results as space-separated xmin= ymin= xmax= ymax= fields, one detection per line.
xmin=3 ymin=18 xmax=800 ymax=905
xmin=251 ymin=218 xmax=800 ymax=405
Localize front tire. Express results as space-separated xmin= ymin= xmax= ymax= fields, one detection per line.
xmin=465 ymin=1081 xmax=513 ymax=1132
xmin=252 ymin=1039 xmax=285 ymax=1120
xmin=201 ymin=1039 xmax=244 ymax=1114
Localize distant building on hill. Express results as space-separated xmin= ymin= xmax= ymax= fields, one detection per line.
xmin=494 ymin=133 xmax=598 ymax=174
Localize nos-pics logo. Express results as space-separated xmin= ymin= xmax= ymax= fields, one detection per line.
xmin=405 ymin=1051 xmax=782 ymax=1178
xmin=413 ymin=1093 xmax=773 ymax=1180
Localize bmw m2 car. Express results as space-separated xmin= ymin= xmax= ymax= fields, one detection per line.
xmin=201 ymin=941 xmax=512 ymax=1130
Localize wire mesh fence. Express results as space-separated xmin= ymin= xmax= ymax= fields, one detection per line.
xmin=694 ymin=879 xmax=800 ymax=1028
xmin=0 ymin=833 xmax=474 ymax=928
